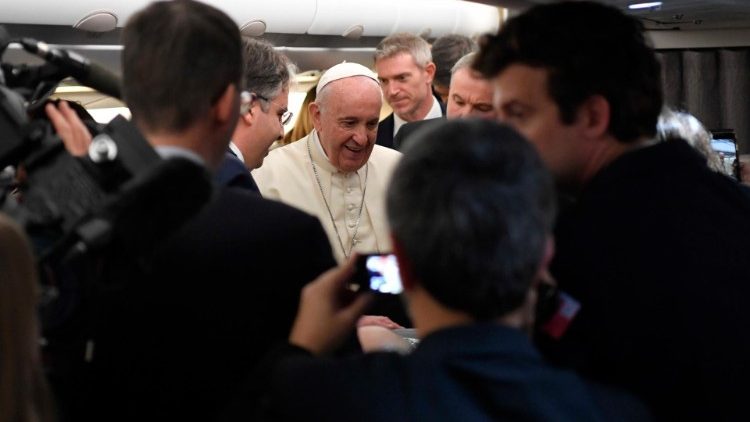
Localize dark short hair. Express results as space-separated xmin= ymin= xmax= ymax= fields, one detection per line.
xmin=241 ymin=38 xmax=292 ymax=108
xmin=431 ymin=34 xmax=477 ymax=88
xmin=122 ymin=0 xmax=242 ymax=133
xmin=387 ymin=119 xmax=556 ymax=320
xmin=473 ymin=1 xmax=662 ymax=143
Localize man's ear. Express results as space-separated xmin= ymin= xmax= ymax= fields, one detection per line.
xmin=531 ymin=236 xmax=556 ymax=285
xmin=214 ymin=84 xmax=238 ymax=126
xmin=309 ymin=101 xmax=322 ymax=132
xmin=241 ymin=100 xmax=262 ymax=126
xmin=241 ymin=111 xmax=254 ymax=125
xmin=541 ymin=236 xmax=555 ymax=272
xmin=391 ymin=234 xmax=417 ymax=292
xmin=577 ymin=94 xmax=611 ymax=139
xmin=423 ymin=61 xmax=436 ymax=84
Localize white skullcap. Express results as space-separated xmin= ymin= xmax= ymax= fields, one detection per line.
xmin=316 ymin=62 xmax=380 ymax=96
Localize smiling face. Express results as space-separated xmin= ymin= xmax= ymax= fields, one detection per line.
xmin=311 ymin=76 xmax=382 ymax=172
xmin=375 ymin=52 xmax=435 ymax=122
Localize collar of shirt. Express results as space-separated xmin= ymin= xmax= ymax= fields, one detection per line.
xmin=154 ymin=146 xmax=205 ymax=167
xmin=393 ymin=95 xmax=443 ymax=137
xmin=228 ymin=141 xmax=245 ymax=163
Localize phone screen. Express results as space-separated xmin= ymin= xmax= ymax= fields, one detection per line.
xmin=710 ymin=130 xmax=739 ymax=180
xmin=350 ymin=253 xmax=404 ymax=295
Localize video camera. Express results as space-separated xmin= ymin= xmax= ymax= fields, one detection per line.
xmin=0 ymin=26 xmax=214 ymax=362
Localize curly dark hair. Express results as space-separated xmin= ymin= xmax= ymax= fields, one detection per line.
xmin=473 ymin=1 xmax=663 ymax=143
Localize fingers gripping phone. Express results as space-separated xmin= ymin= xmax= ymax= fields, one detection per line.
xmin=348 ymin=253 xmax=404 ymax=295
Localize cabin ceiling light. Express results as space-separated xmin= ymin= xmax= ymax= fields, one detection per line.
xmin=342 ymin=24 xmax=364 ymax=39
xmin=628 ymin=2 xmax=662 ymax=10
xmin=74 ymin=11 xmax=118 ymax=33
xmin=241 ymin=20 xmax=267 ymax=37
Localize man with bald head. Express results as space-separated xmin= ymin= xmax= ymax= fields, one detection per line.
xmin=254 ymin=62 xmax=402 ymax=264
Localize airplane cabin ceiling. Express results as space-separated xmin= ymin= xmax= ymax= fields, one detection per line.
xmin=484 ymin=0 xmax=750 ymax=30
xmin=2 ymin=0 xmax=750 ymax=93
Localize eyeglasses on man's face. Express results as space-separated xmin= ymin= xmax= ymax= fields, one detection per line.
xmin=240 ymin=90 xmax=293 ymax=125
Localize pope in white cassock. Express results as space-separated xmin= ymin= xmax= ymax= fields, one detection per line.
xmin=253 ymin=62 xmax=402 ymax=263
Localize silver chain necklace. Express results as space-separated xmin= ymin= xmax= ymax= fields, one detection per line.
xmin=307 ymin=137 xmax=368 ymax=259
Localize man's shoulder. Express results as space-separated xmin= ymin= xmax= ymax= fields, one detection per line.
xmin=259 ymin=138 xmax=308 ymax=168
xmin=368 ymin=145 xmax=402 ymax=180
xmin=395 ymin=118 xmax=445 ymax=150
xmin=251 ymin=139 xmax=309 ymax=191
xmin=403 ymin=118 xmax=441 ymax=132
xmin=585 ymin=141 xmax=750 ymax=209
xmin=268 ymin=350 xmax=406 ymax=419
xmin=271 ymin=337 xmax=602 ymax=421
xmin=215 ymin=153 xmax=260 ymax=191
xmin=377 ymin=113 xmax=394 ymax=128
xmin=371 ymin=144 xmax=402 ymax=161
xmin=376 ymin=114 xmax=395 ymax=149
xmin=156 ymin=186 xmax=334 ymax=272
xmin=161 ymin=187 xmax=320 ymax=247
xmin=215 ymin=186 xmax=318 ymax=226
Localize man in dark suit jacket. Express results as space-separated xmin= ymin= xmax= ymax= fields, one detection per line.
xmin=216 ymin=38 xmax=293 ymax=192
xmin=89 ymin=187 xmax=335 ymax=421
xmin=374 ymin=33 xmax=446 ymax=150
xmin=46 ymin=2 xmax=335 ymax=420
xmin=216 ymin=149 xmax=260 ymax=191
xmin=256 ymin=120 xmax=609 ymax=421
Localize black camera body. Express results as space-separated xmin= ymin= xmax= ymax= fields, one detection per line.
xmin=0 ymin=26 xmax=215 ymax=372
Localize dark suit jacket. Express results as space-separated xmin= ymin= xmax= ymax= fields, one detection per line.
xmin=258 ymin=324 xmax=608 ymax=422
xmin=215 ymin=150 xmax=260 ymax=193
xmin=541 ymin=140 xmax=750 ymax=420
xmin=376 ymin=96 xmax=446 ymax=150
xmin=71 ymin=187 xmax=336 ymax=421
xmin=392 ymin=117 xmax=445 ymax=151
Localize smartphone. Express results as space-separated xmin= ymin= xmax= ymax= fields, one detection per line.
xmin=710 ymin=130 xmax=740 ymax=180
xmin=348 ymin=253 xmax=404 ymax=295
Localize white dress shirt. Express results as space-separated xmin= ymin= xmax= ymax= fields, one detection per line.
xmin=393 ymin=95 xmax=443 ymax=137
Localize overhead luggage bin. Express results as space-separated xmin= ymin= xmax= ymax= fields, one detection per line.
xmin=307 ymin=0 xmax=400 ymax=37
xmin=2 ymin=0 xmax=499 ymax=38
xmin=454 ymin=1 xmax=501 ymax=38
xmin=306 ymin=0 xmax=499 ymax=38
xmin=394 ymin=0 xmax=459 ymax=38
xmin=1 ymin=0 xmax=149 ymax=27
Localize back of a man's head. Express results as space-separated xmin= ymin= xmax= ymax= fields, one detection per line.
xmin=432 ymin=34 xmax=477 ymax=91
xmin=122 ymin=0 xmax=242 ymax=134
xmin=241 ymin=38 xmax=291 ymax=104
xmin=387 ymin=119 xmax=556 ymax=320
xmin=473 ymin=1 xmax=662 ymax=143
